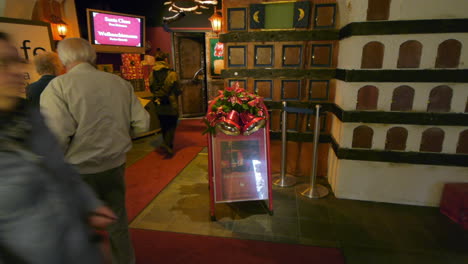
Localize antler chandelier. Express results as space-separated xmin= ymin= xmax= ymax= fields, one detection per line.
xmin=163 ymin=0 xmax=218 ymax=23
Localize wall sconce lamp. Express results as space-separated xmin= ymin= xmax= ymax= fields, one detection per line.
xmin=209 ymin=7 xmax=222 ymax=34
xmin=47 ymin=14 xmax=68 ymax=40
xmin=56 ymin=23 xmax=68 ymax=39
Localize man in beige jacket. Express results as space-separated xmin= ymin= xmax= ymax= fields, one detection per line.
xmin=41 ymin=38 xmax=149 ymax=264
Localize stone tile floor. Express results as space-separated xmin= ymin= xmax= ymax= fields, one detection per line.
xmin=127 ymin=134 xmax=468 ymax=264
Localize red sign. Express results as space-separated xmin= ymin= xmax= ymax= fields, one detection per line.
xmin=212 ymin=129 xmax=269 ymax=202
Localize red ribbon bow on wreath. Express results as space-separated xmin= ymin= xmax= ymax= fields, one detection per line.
xmin=203 ymin=82 xmax=267 ymax=136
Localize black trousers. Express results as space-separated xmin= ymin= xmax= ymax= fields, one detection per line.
xmin=158 ymin=115 xmax=178 ymax=149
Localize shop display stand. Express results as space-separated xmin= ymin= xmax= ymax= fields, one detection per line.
xmin=207 ymin=114 xmax=273 ymax=221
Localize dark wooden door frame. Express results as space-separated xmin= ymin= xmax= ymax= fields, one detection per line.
xmin=172 ymin=32 xmax=208 ymax=117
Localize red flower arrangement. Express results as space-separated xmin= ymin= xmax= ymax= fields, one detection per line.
xmin=203 ymin=82 xmax=267 ymax=136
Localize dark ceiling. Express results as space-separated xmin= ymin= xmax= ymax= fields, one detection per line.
xmin=75 ymin=0 xmax=221 ymax=38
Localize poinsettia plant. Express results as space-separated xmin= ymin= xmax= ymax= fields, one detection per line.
xmin=203 ymin=82 xmax=267 ymax=136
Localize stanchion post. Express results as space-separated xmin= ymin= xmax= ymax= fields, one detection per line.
xmin=273 ymin=101 xmax=296 ymax=187
xmin=299 ymin=104 xmax=329 ymax=198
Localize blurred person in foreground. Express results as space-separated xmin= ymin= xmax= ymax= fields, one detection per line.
xmin=40 ymin=38 xmax=150 ymax=264
xmin=0 ymin=32 xmax=115 ymax=263
xmin=26 ymin=51 xmax=63 ymax=108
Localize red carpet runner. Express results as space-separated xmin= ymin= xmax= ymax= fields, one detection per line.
xmin=130 ymin=229 xmax=345 ymax=264
xmin=125 ymin=118 xmax=344 ymax=264
xmin=125 ymin=118 xmax=207 ymax=221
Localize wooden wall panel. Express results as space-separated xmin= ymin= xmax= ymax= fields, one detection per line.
xmin=328 ymin=79 xmax=336 ymax=102
xmin=456 ymin=130 xmax=468 ymax=154
xmin=366 ymin=0 xmax=391 ymax=21
xmin=427 ymin=85 xmax=452 ymax=112
xmin=283 ymin=45 xmax=303 ymax=67
xmin=228 ymin=45 xmax=247 ymax=67
xmin=282 ymin=80 xmax=301 ymax=100
xmin=254 ymin=80 xmax=273 ymax=99
xmin=254 ymin=44 xmax=274 ymax=67
xmin=246 ymin=78 xmax=255 ymax=94
xmin=356 ymin=85 xmax=379 ymax=110
xmin=361 ymin=41 xmax=384 ymax=69
xmin=391 ymin=85 xmax=414 ymax=111
xmin=435 ymin=39 xmax=461 ymax=68
xmin=420 ymin=128 xmax=444 ymax=153
xmin=397 ymin=40 xmax=422 ymax=68
xmin=270 ymin=110 xmax=281 ymax=132
xmin=314 ymin=4 xmax=336 ymax=28
xmin=308 ymin=80 xmax=329 ymax=100
xmin=352 ymin=125 xmax=373 ymax=148
xmin=385 ymin=127 xmax=408 ymax=151
xmin=222 ymin=1 xmax=335 ymax=183
xmin=286 ymin=113 xmax=299 ymax=131
xmin=228 ymin=8 xmax=247 ymax=31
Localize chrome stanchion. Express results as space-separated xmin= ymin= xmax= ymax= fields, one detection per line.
xmin=273 ymin=101 xmax=296 ymax=187
xmin=298 ymin=104 xmax=329 ymax=198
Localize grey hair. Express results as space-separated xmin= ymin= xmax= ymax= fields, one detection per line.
xmin=33 ymin=51 xmax=62 ymax=75
xmin=57 ymin=38 xmax=96 ymax=67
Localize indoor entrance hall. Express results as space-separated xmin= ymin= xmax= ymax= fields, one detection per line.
xmin=125 ymin=119 xmax=468 ymax=264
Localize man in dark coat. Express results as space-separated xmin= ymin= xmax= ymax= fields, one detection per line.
xmin=26 ymin=51 xmax=62 ymax=108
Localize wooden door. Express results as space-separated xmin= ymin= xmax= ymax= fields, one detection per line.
xmin=456 ymin=130 xmax=468 ymax=154
xmin=174 ymin=33 xmax=207 ymax=117
xmin=427 ymin=85 xmax=452 ymax=112
xmin=367 ymin=0 xmax=391 ymax=21
xmin=356 ymin=85 xmax=379 ymax=110
xmin=420 ymin=128 xmax=444 ymax=153
xmin=361 ymin=42 xmax=384 ymax=69
xmin=391 ymin=85 xmax=414 ymax=111
xmin=397 ymin=40 xmax=422 ymax=68
xmin=385 ymin=127 xmax=408 ymax=151
xmin=352 ymin=125 xmax=373 ymax=148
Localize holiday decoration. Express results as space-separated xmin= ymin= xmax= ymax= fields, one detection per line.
xmin=204 ymin=82 xmax=267 ymax=136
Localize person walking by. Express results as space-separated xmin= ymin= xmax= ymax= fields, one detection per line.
xmin=40 ymin=38 xmax=150 ymax=264
xmin=26 ymin=51 xmax=63 ymax=108
xmin=0 ymin=32 xmax=115 ymax=264
xmin=150 ymin=55 xmax=180 ymax=157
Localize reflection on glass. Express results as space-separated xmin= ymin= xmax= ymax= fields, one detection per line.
xmin=252 ymin=159 xmax=266 ymax=199
xmin=218 ymin=140 xmax=267 ymax=201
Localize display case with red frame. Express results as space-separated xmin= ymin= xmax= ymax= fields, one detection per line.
xmin=207 ymin=113 xmax=273 ymax=220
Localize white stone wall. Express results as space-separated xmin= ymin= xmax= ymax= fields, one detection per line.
xmin=334 ymin=80 xmax=468 ymax=113
xmin=327 ymin=145 xmax=340 ymax=190
xmin=337 ymin=122 xmax=466 ymax=153
xmin=336 ymin=0 xmax=468 ymax=27
xmin=328 ymin=157 xmax=468 ymax=206
xmin=338 ymin=33 xmax=468 ymax=69
xmin=330 ymin=114 xmax=344 ymax=143
xmin=330 ymin=0 xmax=468 ymax=207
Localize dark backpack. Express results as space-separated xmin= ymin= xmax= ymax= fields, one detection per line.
xmin=151 ymin=68 xmax=182 ymax=96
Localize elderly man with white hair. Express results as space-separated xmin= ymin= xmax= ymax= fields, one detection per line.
xmin=41 ymin=38 xmax=149 ymax=264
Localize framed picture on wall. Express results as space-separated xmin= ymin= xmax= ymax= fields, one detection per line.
xmin=0 ymin=17 xmax=54 ymax=93
xmin=209 ymin=38 xmax=224 ymax=77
